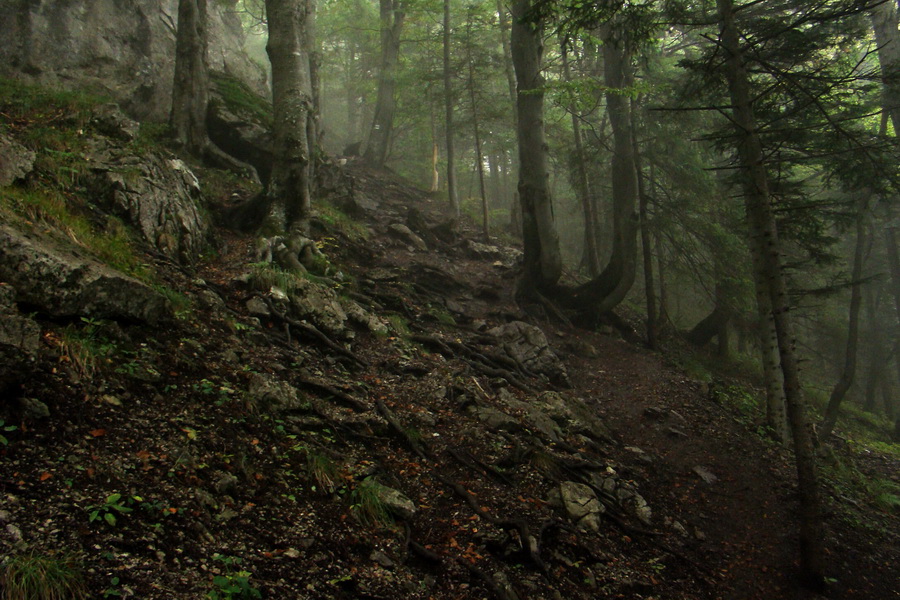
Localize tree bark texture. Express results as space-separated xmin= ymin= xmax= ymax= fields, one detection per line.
xmin=364 ymin=0 xmax=405 ymax=167
xmin=265 ymin=0 xmax=314 ymax=235
xmin=717 ymin=0 xmax=826 ymax=588
xmin=510 ymin=0 xmax=561 ymax=291
xmin=170 ymin=0 xmax=209 ymax=155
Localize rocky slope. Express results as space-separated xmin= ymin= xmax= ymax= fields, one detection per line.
xmin=1 ymin=86 xmax=898 ymax=600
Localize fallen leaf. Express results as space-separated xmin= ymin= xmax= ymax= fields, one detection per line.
xmin=39 ymin=472 xmax=52 ymax=481
xmin=89 ymin=428 xmax=106 ymax=437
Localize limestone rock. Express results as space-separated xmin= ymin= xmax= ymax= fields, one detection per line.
xmin=0 ymin=285 xmax=39 ymax=392
xmin=487 ymin=321 xmax=569 ymax=385
xmin=0 ymin=0 xmax=267 ymax=121
xmin=248 ymin=373 xmax=305 ymax=414
xmin=365 ymin=480 xmax=416 ymax=520
xmin=88 ymin=150 xmax=208 ymax=264
xmin=556 ymin=481 xmax=604 ymax=531
xmin=0 ymin=225 xmax=171 ymax=324
xmin=388 ymin=224 xmax=428 ymax=251
xmin=287 ymin=278 xmax=351 ymax=339
xmin=90 ymin=103 xmax=140 ymax=141
xmin=0 ymin=134 xmax=35 ymax=186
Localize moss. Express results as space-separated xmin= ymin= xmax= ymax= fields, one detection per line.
xmin=210 ymin=73 xmax=272 ymax=127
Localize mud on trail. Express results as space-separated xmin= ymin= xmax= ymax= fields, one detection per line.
xmin=1 ymin=162 xmax=897 ymax=600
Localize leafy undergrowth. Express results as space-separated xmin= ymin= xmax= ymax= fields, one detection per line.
xmin=1 ymin=97 xmax=898 ymax=599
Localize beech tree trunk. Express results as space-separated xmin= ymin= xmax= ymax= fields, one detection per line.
xmin=717 ymin=0 xmax=826 ymax=589
xmin=364 ymin=0 xmax=405 ymax=167
xmin=821 ymin=198 xmax=870 ymax=438
xmin=510 ymin=0 xmax=561 ymax=291
xmin=443 ymin=0 xmax=459 ymax=214
xmin=170 ymin=0 xmax=209 ymax=155
xmin=265 ymin=0 xmax=314 ymax=236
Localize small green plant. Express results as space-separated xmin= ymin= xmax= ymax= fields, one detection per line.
xmin=207 ymin=554 xmax=261 ymax=600
xmin=86 ymin=493 xmax=141 ymax=527
xmin=57 ymin=317 xmax=117 ymax=378
xmin=350 ymin=477 xmax=393 ymax=528
xmin=0 ymin=419 xmax=16 ymax=446
xmin=102 ymin=576 xmax=123 ymax=598
xmin=247 ymin=262 xmax=302 ymax=295
xmin=386 ymin=315 xmax=411 ymax=337
xmin=305 ymin=448 xmax=339 ymax=493
xmin=0 ymin=550 xmax=87 ymax=600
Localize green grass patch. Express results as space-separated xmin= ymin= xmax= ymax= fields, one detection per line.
xmin=0 ymin=550 xmax=87 ymax=600
xmin=0 ymin=187 xmax=151 ymax=280
xmin=0 ymin=77 xmax=107 ymax=130
xmin=317 ymin=202 xmax=370 ymax=241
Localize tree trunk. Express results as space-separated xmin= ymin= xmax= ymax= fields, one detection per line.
xmin=363 ymin=0 xmax=405 ymax=167
xmin=821 ymin=198 xmax=870 ymax=438
xmin=562 ymin=41 xmax=601 ymax=277
xmin=497 ymin=0 xmax=520 ymax=235
xmin=571 ymin=27 xmax=639 ymax=315
xmin=510 ymin=0 xmax=561 ymax=291
xmin=863 ymin=283 xmax=885 ymax=413
xmin=717 ymin=0 xmax=826 ymax=589
xmin=871 ymin=0 xmax=900 ymax=135
xmin=637 ymin=108 xmax=656 ymax=349
xmin=465 ymin=11 xmax=489 ymax=240
xmin=265 ymin=0 xmax=314 ymax=236
xmin=170 ymin=0 xmax=209 ymax=155
xmin=443 ymin=0 xmax=459 ymax=214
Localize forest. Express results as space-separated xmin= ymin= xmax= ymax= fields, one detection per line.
xmin=0 ymin=0 xmax=898 ymax=598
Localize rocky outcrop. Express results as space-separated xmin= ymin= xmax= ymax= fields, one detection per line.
xmin=0 ymin=225 xmax=171 ymax=324
xmin=0 ymin=134 xmax=36 ymax=186
xmin=487 ymin=321 xmax=569 ymax=385
xmin=0 ymin=0 xmax=266 ymax=121
xmin=207 ymin=96 xmax=273 ymax=183
xmin=87 ymin=144 xmax=209 ymax=264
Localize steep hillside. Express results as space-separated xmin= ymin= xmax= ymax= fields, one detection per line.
xmin=0 ymin=83 xmax=898 ymax=600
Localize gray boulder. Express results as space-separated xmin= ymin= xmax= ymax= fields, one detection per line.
xmin=0 ymin=134 xmax=35 ymax=186
xmin=552 ymin=481 xmax=605 ymax=532
xmin=247 ymin=373 xmax=305 ymax=414
xmin=0 ymin=224 xmax=171 ymax=324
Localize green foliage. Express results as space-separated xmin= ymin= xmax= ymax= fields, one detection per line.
xmin=386 ymin=315 xmax=411 ymax=337
xmin=207 ymin=554 xmax=261 ymax=600
xmin=57 ymin=317 xmax=118 ymax=379
xmin=304 ymin=447 xmax=339 ymax=493
xmin=0 ymin=551 xmax=87 ymax=600
xmin=151 ymin=285 xmax=193 ymax=318
xmin=86 ymin=493 xmax=140 ymax=527
xmin=350 ymin=477 xmax=393 ymax=528
xmin=210 ymin=73 xmax=272 ymax=127
xmin=0 ymin=419 xmax=16 ymax=446
xmin=0 ymin=77 xmax=107 ymax=131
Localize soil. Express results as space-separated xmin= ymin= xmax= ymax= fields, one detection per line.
xmin=1 ymin=162 xmax=898 ymax=600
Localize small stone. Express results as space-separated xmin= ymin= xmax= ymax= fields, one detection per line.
xmin=370 ymin=550 xmax=395 ymax=568
xmin=246 ymin=296 xmax=270 ymax=317
xmin=693 ymin=466 xmax=718 ymax=485
xmin=284 ymin=548 xmax=301 ymax=558
xmin=19 ymin=397 xmax=50 ymax=419
xmin=6 ymin=523 xmax=23 ymax=541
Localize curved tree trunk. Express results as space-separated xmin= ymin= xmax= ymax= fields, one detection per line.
xmin=364 ymin=0 xmax=405 ymax=167
xmin=571 ymin=27 xmax=639 ymax=316
xmin=717 ymin=0 xmax=825 ymax=588
xmin=265 ymin=0 xmax=314 ymax=236
xmin=871 ymin=0 xmax=900 ymax=135
xmin=510 ymin=0 xmax=561 ymax=292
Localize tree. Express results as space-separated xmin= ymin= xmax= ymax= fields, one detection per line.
xmin=443 ymin=0 xmax=459 ymax=215
xmin=716 ymin=0 xmax=825 ymax=588
xmin=171 ymin=0 xmax=210 ymax=155
xmin=264 ymin=0 xmax=315 ymax=237
xmin=510 ymin=0 xmax=562 ymax=292
xmin=363 ymin=0 xmax=405 ymax=167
